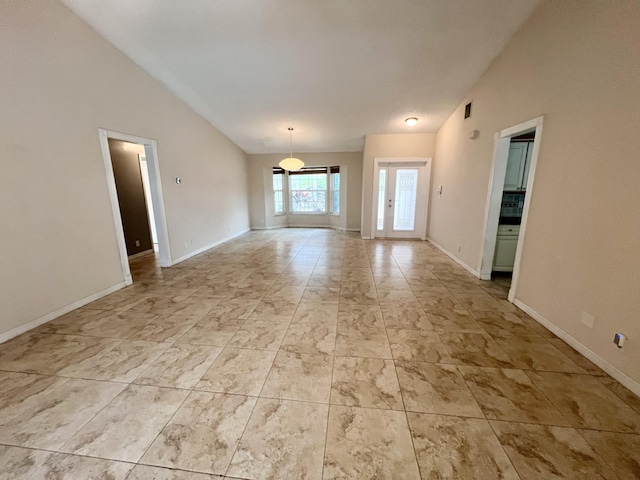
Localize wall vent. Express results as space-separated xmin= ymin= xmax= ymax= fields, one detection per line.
xmin=464 ymin=102 xmax=472 ymax=119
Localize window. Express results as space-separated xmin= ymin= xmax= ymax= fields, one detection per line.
xmin=289 ymin=167 xmax=327 ymax=213
xmin=272 ymin=167 xmax=285 ymax=214
xmin=330 ymin=166 xmax=340 ymax=214
xmin=276 ymin=165 xmax=341 ymax=214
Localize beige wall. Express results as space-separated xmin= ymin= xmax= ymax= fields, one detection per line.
xmin=430 ymin=0 xmax=640 ymax=383
xmin=0 ymin=2 xmax=249 ymax=337
xmin=361 ymin=133 xmax=436 ymax=238
xmin=248 ymin=153 xmax=363 ymax=231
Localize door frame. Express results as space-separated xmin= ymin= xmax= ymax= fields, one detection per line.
xmin=371 ymin=157 xmax=431 ymax=240
xmin=478 ymin=116 xmax=544 ymax=302
xmin=98 ymin=129 xmax=172 ymax=285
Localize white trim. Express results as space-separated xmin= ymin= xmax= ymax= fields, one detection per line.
xmin=508 ymin=119 xmax=543 ymax=302
xmin=256 ymin=225 xmax=360 ymax=233
xmin=99 ymin=131 xmax=133 ymax=285
xmin=0 ymin=282 xmax=127 ymax=344
xmin=172 ymin=228 xmax=250 ymax=265
xmin=371 ymin=157 xmax=431 ymax=240
xmin=428 ymin=238 xmax=481 ymax=278
xmin=138 ymin=154 xmax=158 ymax=244
xmin=288 ymin=223 xmax=332 ymax=228
xmin=98 ymin=129 xmax=173 ymax=285
xmin=128 ymin=249 xmax=154 ymax=260
xmin=478 ymin=133 xmax=511 ymax=278
xmin=251 ymin=226 xmax=285 ymax=230
xmin=324 ymin=226 xmax=361 ymax=233
xmin=252 ymin=225 xmax=360 ymax=232
xmin=361 ymin=235 xmax=372 ymax=240
xmin=288 ymin=212 xmax=329 ymax=216
xmin=478 ymin=116 xmax=544 ymax=302
xmin=514 ymin=298 xmax=640 ymax=397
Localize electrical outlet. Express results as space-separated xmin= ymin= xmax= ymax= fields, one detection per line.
xmin=457 ymin=244 xmax=461 ymax=253
xmin=613 ymin=332 xmax=626 ymax=349
xmin=190 ymin=239 xmax=194 ymax=246
xmin=135 ymin=240 xmax=140 ymax=247
xmin=183 ymin=241 xmax=188 ymax=249
xmin=581 ymin=312 xmax=595 ymax=329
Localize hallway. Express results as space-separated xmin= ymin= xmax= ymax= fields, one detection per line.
xmin=0 ymin=229 xmax=638 ymax=479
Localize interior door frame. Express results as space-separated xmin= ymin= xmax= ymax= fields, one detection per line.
xmin=478 ymin=116 xmax=544 ymax=302
xmin=371 ymin=157 xmax=431 ymax=240
xmin=99 ymin=129 xmax=172 ymax=285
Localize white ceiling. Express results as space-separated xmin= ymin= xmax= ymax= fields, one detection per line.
xmin=62 ymin=0 xmax=542 ymax=153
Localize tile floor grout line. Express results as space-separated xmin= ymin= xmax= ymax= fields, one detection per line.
xmin=574 ymin=424 xmax=640 ymax=479
xmin=320 ymin=265 xmax=342 ymax=480
xmin=51 ymin=378 xmax=132 ymax=457
xmin=130 ymin=284 xmax=256 ymax=477
xmin=2 ymin=229 xmax=638 ymax=479
xmin=485 ymin=416 xmax=525 ymax=480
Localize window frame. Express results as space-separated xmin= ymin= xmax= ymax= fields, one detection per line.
xmin=272 ymin=167 xmax=286 ymax=215
xmin=272 ymin=165 xmax=342 ymax=216
xmin=329 ymin=166 xmax=340 ymax=215
xmin=288 ymin=167 xmax=328 ymax=214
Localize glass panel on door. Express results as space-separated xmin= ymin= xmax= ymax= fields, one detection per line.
xmin=392 ymin=169 xmax=418 ymax=231
xmin=374 ymin=162 xmax=427 ymax=239
xmin=376 ymin=168 xmax=387 ymax=231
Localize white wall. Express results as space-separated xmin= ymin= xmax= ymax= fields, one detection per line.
xmin=429 ymin=0 xmax=640 ymax=384
xmin=248 ymin=152 xmax=362 ymax=231
xmin=361 ymin=133 xmax=436 ymax=239
xmin=0 ymin=1 xmax=250 ymax=338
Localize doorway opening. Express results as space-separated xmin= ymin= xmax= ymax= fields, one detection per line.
xmin=371 ymin=158 xmax=431 ymax=240
xmin=479 ymin=116 xmax=544 ymax=302
xmin=98 ymin=129 xmax=172 ymax=286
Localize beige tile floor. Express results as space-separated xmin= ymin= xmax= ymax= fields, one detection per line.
xmin=0 ymin=229 xmax=639 ymax=479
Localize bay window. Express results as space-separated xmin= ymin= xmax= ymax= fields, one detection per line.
xmin=272 ymin=165 xmax=340 ymax=214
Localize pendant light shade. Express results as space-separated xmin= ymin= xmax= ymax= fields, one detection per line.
xmin=279 ymin=157 xmax=305 ymax=170
xmin=279 ymin=127 xmax=304 ymax=171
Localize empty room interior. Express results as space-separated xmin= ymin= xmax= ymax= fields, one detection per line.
xmin=1 ymin=1 xmax=639 ymax=479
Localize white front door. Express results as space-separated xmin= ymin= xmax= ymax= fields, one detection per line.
xmin=374 ymin=162 xmax=428 ymax=239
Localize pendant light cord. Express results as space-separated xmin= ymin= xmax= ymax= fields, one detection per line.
xmin=289 ymin=127 xmax=294 ymax=158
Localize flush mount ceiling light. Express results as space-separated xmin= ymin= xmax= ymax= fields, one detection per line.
xmin=279 ymin=127 xmax=304 ymax=171
xmin=405 ymin=117 xmax=418 ymax=127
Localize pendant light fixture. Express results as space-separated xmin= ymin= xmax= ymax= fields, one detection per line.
xmin=279 ymin=127 xmax=304 ymax=171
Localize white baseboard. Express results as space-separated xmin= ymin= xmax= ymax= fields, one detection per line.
xmin=427 ymin=238 xmax=481 ymax=278
xmin=287 ymin=224 xmax=332 ymax=229
xmin=0 ymin=281 xmax=127 ymax=345
xmin=361 ymin=236 xmax=371 ymax=240
xmin=171 ymin=228 xmax=251 ymax=265
xmin=514 ymin=298 xmax=640 ymax=398
xmin=253 ymin=225 xmax=360 ymax=233
xmin=128 ymin=249 xmax=154 ymax=260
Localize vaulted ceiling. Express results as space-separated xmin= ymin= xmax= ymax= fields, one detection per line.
xmin=62 ymin=0 xmax=542 ymax=153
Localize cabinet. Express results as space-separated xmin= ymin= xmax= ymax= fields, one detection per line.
xmin=504 ymin=142 xmax=533 ymax=191
xmin=493 ymin=225 xmax=520 ymax=272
